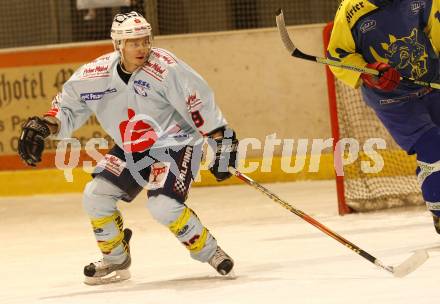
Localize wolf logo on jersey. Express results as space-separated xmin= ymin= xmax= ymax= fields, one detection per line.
xmin=370 ymin=28 xmax=428 ymax=79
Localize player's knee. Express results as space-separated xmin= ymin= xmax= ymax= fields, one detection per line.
xmin=82 ymin=178 xmax=120 ymax=218
xmin=413 ymin=128 xmax=440 ymax=214
xmin=414 ymin=128 xmax=440 ymax=163
xmin=147 ymin=194 xmax=184 ymax=225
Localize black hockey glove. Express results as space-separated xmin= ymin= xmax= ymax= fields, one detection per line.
xmin=18 ymin=117 xmax=51 ymax=167
xmin=209 ymin=127 xmax=239 ymax=182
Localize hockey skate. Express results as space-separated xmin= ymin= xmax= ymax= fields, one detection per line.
xmin=208 ymin=246 xmax=234 ymax=276
xmin=84 ymin=228 xmax=132 ymax=285
xmin=433 ymin=214 xmax=440 ymax=234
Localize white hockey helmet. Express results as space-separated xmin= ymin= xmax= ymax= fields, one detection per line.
xmin=111 ymin=11 xmax=152 ymax=50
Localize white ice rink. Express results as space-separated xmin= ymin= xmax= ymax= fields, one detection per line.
xmin=1 ymin=180 xmax=439 ymax=304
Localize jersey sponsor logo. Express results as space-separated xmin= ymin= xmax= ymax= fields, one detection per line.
xmin=97 ymin=154 xmax=126 ymax=177
xmin=133 ymin=79 xmax=151 ymax=97
xmin=360 ymin=19 xmax=376 ymax=33
xmin=119 ymin=108 xmax=159 ymax=152
xmin=151 ymin=49 xmax=177 ymax=65
xmin=410 ymin=1 xmax=425 ymax=15
xmin=370 ymin=28 xmax=428 ymax=79
xmin=146 ymin=162 xmax=170 ymax=190
xmin=346 ymin=1 xmax=365 ymax=25
xmin=142 ymin=61 xmax=168 ymax=81
xmin=81 ymin=65 xmax=111 ymax=79
xmin=80 ymin=88 xmax=117 ymax=102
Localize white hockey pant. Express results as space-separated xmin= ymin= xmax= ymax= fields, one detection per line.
xmin=83 ymin=177 xmax=128 ymax=264
xmin=147 ymin=194 xmax=217 ymax=262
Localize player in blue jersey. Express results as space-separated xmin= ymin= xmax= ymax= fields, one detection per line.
xmin=328 ymin=0 xmax=440 ymax=232
xmin=17 ymin=12 xmax=237 ymax=285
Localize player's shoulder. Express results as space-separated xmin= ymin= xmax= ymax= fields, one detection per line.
xmin=337 ymin=0 xmax=374 ymax=11
xmin=140 ymin=47 xmax=179 ymax=82
xmin=73 ymin=51 xmax=119 ymax=81
xmin=149 ymin=48 xmax=179 ymax=66
xmin=336 ymin=0 xmax=378 ymax=28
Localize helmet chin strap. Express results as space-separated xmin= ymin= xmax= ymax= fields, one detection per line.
xmin=115 ymin=40 xmax=129 ymax=73
xmin=119 ymin=60 xmax=131 ymax=74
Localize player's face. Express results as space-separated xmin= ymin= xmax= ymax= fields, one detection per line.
xmin=121 ymin=36 xmax=151 ymax=72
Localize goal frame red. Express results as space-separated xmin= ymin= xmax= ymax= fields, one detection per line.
xmin=323 ymin=22 xmax=353 ymax=215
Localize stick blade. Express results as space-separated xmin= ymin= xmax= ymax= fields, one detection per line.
xmin=392 ymin=250 xmax=429 ymax=278
xmin=275 ymin=9 xmax=296 ymax=54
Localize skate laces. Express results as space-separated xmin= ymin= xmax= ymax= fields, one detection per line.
xmin=91 ymin=259 xmax=108 ymax=268
xmin=209 ymin=247 xmax=228 ymax=268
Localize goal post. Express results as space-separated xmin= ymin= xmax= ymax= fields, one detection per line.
xmin=323 ymin=22 xmax=424 ymax=215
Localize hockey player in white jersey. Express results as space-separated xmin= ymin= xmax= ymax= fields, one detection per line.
xmin=18 ymin=11 xmax=238 ymax=285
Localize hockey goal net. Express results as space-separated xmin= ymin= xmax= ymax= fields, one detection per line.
xmin=323 ymin=23 xmax=424 ymax=215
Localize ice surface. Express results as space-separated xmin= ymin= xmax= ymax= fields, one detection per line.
xmin=1 ymin=180 xmax=438 ymax=304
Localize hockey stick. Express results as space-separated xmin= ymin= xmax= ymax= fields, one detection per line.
xmin=228 ymin=166 xmax=429 ymax=278
xmin=275 ymin=9 xmax=440 ymax=90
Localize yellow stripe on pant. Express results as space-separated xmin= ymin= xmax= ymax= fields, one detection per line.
xmin=91 ymin=210 xmax=124 ymax=255
xmin=168 ymin=207 xmax=209 ymax=253
xmin=169 ymin=207 xmax=192 ymax=234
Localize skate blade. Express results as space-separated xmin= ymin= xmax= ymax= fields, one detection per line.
xmin=84 ymin=269 xmax=131 ymax=285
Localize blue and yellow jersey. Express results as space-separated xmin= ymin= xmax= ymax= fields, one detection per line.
xmin=327 ymin=0 xmax=440 ymax=93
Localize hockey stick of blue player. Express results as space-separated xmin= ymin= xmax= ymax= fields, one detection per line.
xmin=275 ymin=9 xmax=440 ymax=90
xmin=228 ymin=166 xmax=429 ymax=278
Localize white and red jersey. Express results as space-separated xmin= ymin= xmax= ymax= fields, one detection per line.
xmin=46 ymin=48 xmax=227 ymax=152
